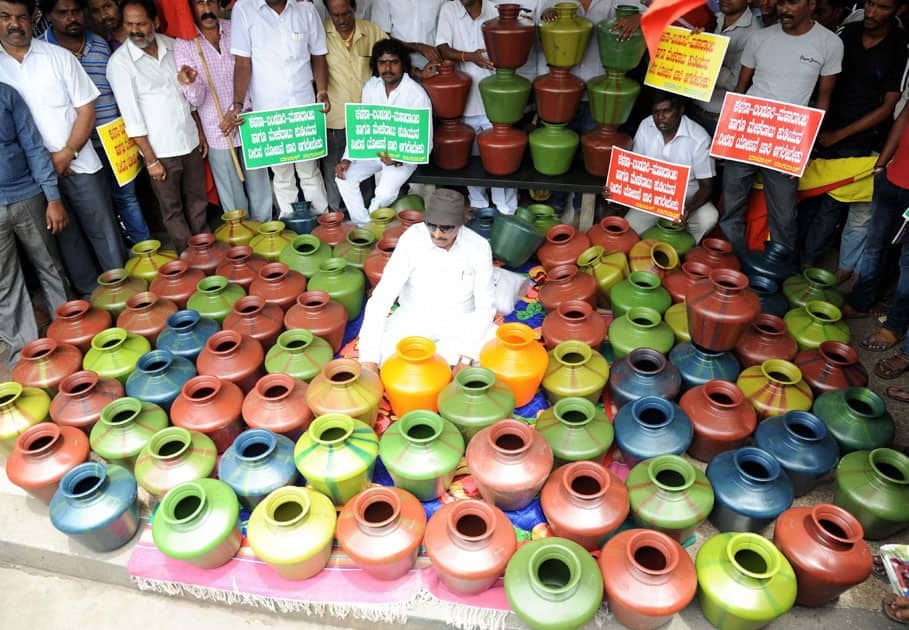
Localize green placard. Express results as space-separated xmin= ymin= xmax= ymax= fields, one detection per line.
xmin=238 ymin=104 xmax=327 ymax=170
xmin=345 ymin=103 xmax=431 ymax=164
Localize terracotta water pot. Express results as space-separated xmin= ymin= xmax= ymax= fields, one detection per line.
xmin=685 ymin=237 xmax=741 ymax=271
xmin=116 ymin=292 xmax=178 ymax=344
xmin=382 ymin=210 xmax=423 ymax=240
xmin=734 ymin=313 xmax=799 ymax=368
xmin=537 ymin=224 xmax=591 ymax=271
xmin=680 ymin=379 xmax=757 ymax=462
xmin=423 ymin=499 xmax=517 ymax=595
xmin=249 ymin=262 xmax=307 ymax=312
xmin=6 ymin=422 xmax=90 ymax=504
xmin=223 ymin=295 xmax=284 ymax=350
xmin=170 ymin=375 xmax=244 ymax=453
xmin=47 ymin=300 xmax=111 ymax=353
xmin=196 ymin=330 xmax=265 ymax=394
xmin=538 ymin=263 xmax=597 ymax=311
xmin=12 ymin=338 xmax=81 ymax=395
xmin=364 ymin=236 xmax=398 ymax=289
xmin=540 ymin=460 xmax=628 ymax=550
xmin=311 ymin=211 xmax=353 ymax=248
xmin=795 ymin=341 xmax=868 ymax=394
xmin=586 ymin=216 xmax=639 ymax=254
xmin=482 ymin=3 xmax=535 ymax=69
xmin=477 ymin=123 xmax=527 ymax=176
xmin=284 ymin=290 xmax=348 ymax=353
xmin=421 ymin=60 xmax=471 ymax=119
xmin=541 ymin=299 xmax=606 ymax=350
xmin=149 ymin=261 xmax=205 ymax=309
xmin=581 ymin=124 xmax=633 ymax=176
xmin=180 ymin=232 xmax=226 ymax=274
xmin=50 ymin=370 xmax=124 ymax=434
xmin=432 ymin=120 xmax=475 ymax=171
xmin=686 ymin=269 xmax=760 ymax=352
xmin=242 ymin=373 xmax=312 ymax=440
xmin=662 ymin=262 xmax=710 ymax=304
xmin=533 ymin=67 xmax=585 ymax=124
xmin=215 ymin=245 xmax=265 ymax=289
xmin=466 ymin=419 xmax=554 ymax=511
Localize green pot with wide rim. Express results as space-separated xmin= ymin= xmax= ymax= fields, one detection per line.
xmin=812 ymin=387 xmax=894 ymax=453
xmin=490 ymin=207 xmax=545 ymax=268
xmin=535 ymin=397 xmax=613 ymax=464
xmin=529 ymin=122 xmax=579 ymax=176
xmin=90 ymin=397 xmax=168 ymax=469
xmin=609 ymin=270 xmax=671 ymax=317
xmin=124 ymin=239 xmax=177 ymax=282
xmin=83 ymin=327 xmax=151 ymax=384
xmin=278 ymin=234 xmax=332 ymax=278
xmin=576 ymin=245 xmax=628 ymax=307
xmin=250 ymin=220 xmax=295 ymax=261
xmin=479 ymin=68 xmax=532 ymax=125
xmin=782 ymin=267 xmax=845 ymax=308
xmin=308 ymin=257 xmax=366 ymax=320
xmin=783 ymin=300 xmax=850 ymax=350
xmin=265 ymin=329 xmax=334 ymax=382
xmin=187 ymin=275 xmax=246 ymax=324
xmin=333 ymin=228 xmax=377 ymax=269
xmin=539 ymin=2 xmax=594 ymax=68
xmin=0 ymin=381 xmax=50 ymax=457
xmin=608 ymin=306 xmax=675 ymax=359
xmin=293 ymin=413 xmax=378 ymax=505
xmin=541 ymin=341 xmax=609 ymax=404
xmin=152 ymin=478 xmax=242 ymax=568
xmin=90 ymin=269 xmax=147 ymax=317
xmin=833 ymin=448 xmax=909 ymax=540
xmin=134 ymin=427 xmax=217 ymax=499
xmin=437 ymin=367 xmax=516 ymax=442
xmin=641 ymin=219 xmax=696 ymax=257
xmin=378 ymin=410 xmax=465 ymax=502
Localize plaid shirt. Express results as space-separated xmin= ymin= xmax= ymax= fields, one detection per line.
xmin=173 ymin=20 xmax=244 ymax=150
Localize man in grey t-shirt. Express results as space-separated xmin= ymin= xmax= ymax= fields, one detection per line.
xmin=719 ymin=0 xmax=843 ymax=255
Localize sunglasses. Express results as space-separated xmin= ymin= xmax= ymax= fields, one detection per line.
xmin=425 ymin=222 xmax=458 ymax=234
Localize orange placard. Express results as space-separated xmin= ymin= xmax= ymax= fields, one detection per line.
xmin=606 ymin=147 xmax=690 ymax=221
xmin=710 ymin=93 xmax=825 ymax=177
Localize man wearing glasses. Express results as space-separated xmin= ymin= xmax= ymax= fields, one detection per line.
xmin=358 ymin=188 xmax=497 ymax=372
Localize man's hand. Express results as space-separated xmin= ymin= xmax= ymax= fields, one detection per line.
xmin=317 ymin=91 xmax=331 ymax=114
xmin=198 ymin=133 xmax=208 ymax=159
xmin=219 ymin=107 xmax=244 ymax=136
xmin=51 ymin=149 xmax=75 ymax=176
xmin=466 ymin=49 xmax=495 ymax=71
xmin=148 ymin=160 xmax=167 ymax=182
xmin=177 ymin=65 xmax=197 ymax=85
xmin=601 ymin=183 xmax=612 ymax=201
xmin=611 ymin=13 xmax=641 ymax=42
xmin=377 ymin=151 xmax=402 ymax=167
xmin=541 ymin=7 xmax=556 ymax=21
xmin=361 ymin=361 xmax=379 ymax=374
xmin=817 ymin=130 xmax=842 ymax=148
xmin=416 ymin=63 xmax=440 ymax=80
xmin=418 ymin=44 xmax=442 ymax=65
xmin=45 ymin=199 xmax=67 ymax=234
xmin=335 ymin=159 xmax=351 ymax=180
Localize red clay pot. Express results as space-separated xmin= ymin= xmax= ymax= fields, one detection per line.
xmin=423 ymin=498 xmax=517 ymax=595
xmin=541 ymin=299 xmax=606 ymax=350
xmin=477 ymin=123 xmax=527 ymax=176
xmin=533 ymin=67 xmax=585 ymax=124
xmin=170 ymin=375 xmax=244 ymax=453
xmin=432 ymin=120 xmax=475 ymax=171
xmin=421 ymin=61 xmax=471 ymax=119
xmin=49 ymin=370 xmax=124 ymax=434
xmin=685 ymin=237 xmax=741 ymax=272
xmin=5 ymin=422 xmax=90 ymax=504
xmin=734 ymin=314 xmax=799 ymax=369
xmin=586 ymin=216 xmax=640 ymax=254
xmin=149 ymin=260 xmax=205 ymax=309
xmin=284 ymin=290 xmax=348 ymax=353
xmin=382 ymin=210 xmax=424 ymax=240
xmin=540 ymin=460 xmax=629 ymax=550
xmin=680 ymin=379 xmax=757 ymax=462
xmin=180 ymin=232 xmax=227 ymax=274
xmin=47 ymin=300 xmax=111 ymax=353
xmin=215 ymin=245 xmax=266 ymax=290
xmin=364 ymin=236 xmax=398 ymax=289
xmin=686 ymin=269 xmax=760 ymax=352
xmin=249 ymin=262 xmax=307 ymax=312
xmin=794 ymin=341 xmax=868 ymax=394
xmin=336 ymin=486 xmax=427 ymax=581
xmin=482 ymin=3 xmax=535 ymax=69
xmin=466 ymin=419 xmax=554 ymax=511
xmin=537 ymin=263 xmax=598 ymax=311
xmin=12 ymin=338 xmax=81 ymax=395
xmin=312 ymin=211 xmax=354 ymax=247
xmin=581 ymin=124 xmax=632 ymax=177
xmin=116 ymin=292 xmax=178 ymax=344
xmin=242 ymin=373 xmax=312 ymax=441
xmin=196 ymin=330 xmax=265 ymax=394
xmin=599 ymin=529 xmax=697 ymax=630
xmin=773 ymin=503 xmax=872 ymax=607
xmin=537 ymin=224 xmax=592 ymax=271
xmin=223 ymin=295 xmax=284 ymax=350
xmin=662 ymin=261 xmax=710 ymax=304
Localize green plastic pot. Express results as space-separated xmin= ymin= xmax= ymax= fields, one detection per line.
xmin=608 ymin=306 xmax=675 ymax=359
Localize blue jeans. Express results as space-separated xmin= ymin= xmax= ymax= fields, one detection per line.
xmin=838 ymin=201 xmax=872 ymax=271
xmin=98 ymin=145 xmax=150 ymax=245
xmin=847 ymin=171 xmax=909 ymax=334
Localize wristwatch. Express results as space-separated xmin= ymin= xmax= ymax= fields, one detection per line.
xmin=65 ymin=144 xmax=79 ymax=159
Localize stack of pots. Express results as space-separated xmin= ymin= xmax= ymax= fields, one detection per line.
xmin=477 ymin=4 xmax=536 ymax=175
xmin=582 ymin=5 xmax=647 ymax=175
xmin=422 ymin=61 xmax=474 ymax=170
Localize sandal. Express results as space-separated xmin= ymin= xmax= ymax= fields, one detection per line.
xmin=886 ymin=385 xmax=909 ymax=404
xmin=876 ymin=352 xmax=909 ymax=379
xmin=861 ymin=328 xmax=900 ymax=352
xmin=883 ymin=593 xmax=909 ymax=624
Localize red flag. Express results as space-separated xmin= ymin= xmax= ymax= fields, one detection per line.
xmin=641 ymin=0 xmax=709 ymax=59
xmin=155 ymin=0 xmax=197 ymax=39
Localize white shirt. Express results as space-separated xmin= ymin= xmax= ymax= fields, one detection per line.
xmin=107 ymin=34 xmax=199 ymax=158
xmin=0 ymin=39 xmax=102 ymax=174
xmin=436 ymin=0 xmax=500 ymax=118
xmin=358 ymin=223 xmax=496 ymax=364
xmin=231 ymin=0 xmax=328 ymax=110
xmin=539 ymin=0 xmax=646 ymax=83
xmin=344 ymin=73 xmax=432 ymax=158
xmin=704 ymin=10 xmax=759 ymax=113
xmin=632 ymin=114 xmax=715 ymax=203
xmin=371 ymin=0 xmax=447 ymax=68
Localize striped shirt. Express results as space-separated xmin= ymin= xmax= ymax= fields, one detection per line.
xmin=40 ymin=29 xmax=119 ymax=145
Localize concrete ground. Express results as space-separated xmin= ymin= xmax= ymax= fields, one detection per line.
xmin=1 ymin=271 xmax=907 ymax=629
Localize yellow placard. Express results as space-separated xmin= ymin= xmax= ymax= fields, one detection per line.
xmin=644 ymin=26 xmax=730 ymax=103
xmin=96 ymin=117 xmax=140 ymax=187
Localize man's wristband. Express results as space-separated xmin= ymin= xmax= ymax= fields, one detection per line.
xmin=147 ymin=159 xmax=160 ymax=169
xmin=460 ymin=51 xmax=466 ymax=63
xmin=232 ymin=101 xmax=244 ymax=110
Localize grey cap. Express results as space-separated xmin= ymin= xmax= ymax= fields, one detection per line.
xmin=424 ymin=188 xmax=468 ymax=227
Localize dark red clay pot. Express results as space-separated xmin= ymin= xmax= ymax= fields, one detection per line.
xmin=533 ymin=67 xmax=585 ymax=124
xmin=223 ymin=295 xmax=284 ymax=350
xmin=537 ymin=263 xmax=598 ymax=312
xmin=421 ymin=61 xmax=471 ymax=120
xmin=581 ymin=124 xmax=632 ymax=177
xmin=49 ymin=370 xmax=124 ymax=434
xmin=686 ymin=269 xmax=760 ymax=352
xmin=249 ymin=262 xmax=307 ymax=312
xmin=482 ymin=3 xmax=536 ymax=70
xmin=242 ymin=373 xmax=312 ymax=441
xmin=12 ymin=338 xmax=82 ymax=395
xmin=5 ymin=422 xmax=90 ymax=504
xmin=312 ymin=211 xmax=354 ymax=248
xmin=170 ymin=375 xmax=244 ymax=453
xmin=196 ymin=330 xmax=265 ymax=395
xmin=680 ymin=379 xmax=757 ymax=462
xmin=149 ymin=260 xmax=205 ymax=309
xmin=663 ymin=262 xmax=710 ymax=304
xmin=477 ymin=123 xmax=527 ymax=176
xmin=115 ymin=292 xmax=178 ymax=345
xmin=794 ymin=341 xmax=868 ymax=394
xmin=586 ymin=216 xmax=640 ymax=254
xmin=47 ymin=300 xmax=111 ymax=354
xmin=215 ymin=245 xmax=266 ymax=290
xmin=432 ymin=120 xmax=475 ymax=171
xmin=382 ymin=210 xmax=423 ymax=240
xmin=685 ymin=237 xmax=741 ymax=272
xmin=364 ymin=237 xmax=398 ymax=289
xmin=540 ymin=299 xmax=606 ymax=350
xmin=734 ymin=314 xmax=799 ymax=369
xmin=180 ymin=232 xmax=227 ymax=274
xmin=283 ymin=290 xmax=348 ymax=353
xmin=537 ymin=224 xmax=592 ymax=271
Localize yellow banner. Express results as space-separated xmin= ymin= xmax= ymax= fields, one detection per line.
xmin=644 ymin=26 xmax=729 ymax=103
xmin=96 ymin=117 xmax=140 ymax=187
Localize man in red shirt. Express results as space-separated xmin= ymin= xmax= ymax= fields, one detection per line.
xmin=843 ymin=102 xmax=909 ymax=394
